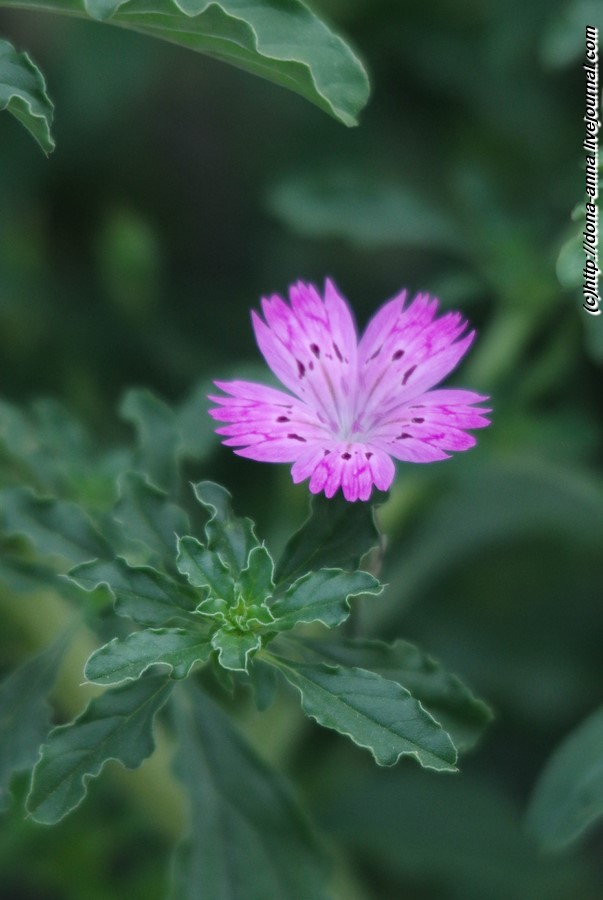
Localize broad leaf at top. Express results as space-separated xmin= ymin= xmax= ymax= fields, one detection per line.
xmin=0 ymin=0 xmax=370 ymax=127
xmin=0 ymin=38 xmax=54 ymax=153
xmin=275 ymin=491 xmax=381 ymax=587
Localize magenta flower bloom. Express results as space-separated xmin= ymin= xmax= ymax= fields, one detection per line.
xmin=209 ymin=280 xmax=490 ymax=502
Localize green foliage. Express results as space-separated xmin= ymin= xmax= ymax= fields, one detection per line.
xmin=0 ymin=38 xmax=54 ymax=153
xmin=0 ymin=633 xmax=69 ymax=811
xmin=270 ymin=568 xmax=380 ymax=631
xmin=193 ymin=481 xmax=259 ymax=575
xmin=526 ymin=704 xmax=603 ymax=850
xmin=275 ymin=491 xmax=381 ymax=587
xmin=0 ymin=0 xmax=369 ymax=127
xmin=171 ymin=684 xmax=330 ymax=900
xmin=69 ymin=558 xmax=200 ymax=626
xmin=299 ymin=637 xmax=492 ymax=752
xmin=27 ymin=675 xmax=173 ymax=824
xmin=84 ymin=628 xmax=213 ymax=684
xmin=0 ymin=487 xmax=113 ymax=564
xmin=267 ymin=655 xmax=458 ymax=771
xmin=113 ymin=472 xmax=190 ymax=569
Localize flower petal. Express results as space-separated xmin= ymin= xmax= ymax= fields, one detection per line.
xmin=370 ymin=389 xmax=490 ymax=461
xmin=251 ymin=280 xmax=358 ymax=434
xmin=209 ymin=379 xmax=328 ymax=462
xmin=296 ymin=442 xmax=394 ymax=502
xmin=357 ymin=293 xmax=476 ymax=430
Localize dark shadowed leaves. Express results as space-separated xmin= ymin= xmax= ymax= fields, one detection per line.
xmin=170 ymin=684 xmax=330 ymax=899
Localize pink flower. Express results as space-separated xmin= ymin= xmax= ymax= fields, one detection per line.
xmin=209 ymin=280 xmax=491 ymax=502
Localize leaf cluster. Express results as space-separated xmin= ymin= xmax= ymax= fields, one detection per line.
xmin=0 ymin=386 xmax=493 ymax=896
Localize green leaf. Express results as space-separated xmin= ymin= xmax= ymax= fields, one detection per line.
xmin=212 ymin=627 xmax=262 ymax=672
xmin=269 ymin=171 xmax=463 ymax=251
xmin=237 ymin=545 xmax=274 ymax=606
xmin=0 ymin=38 xmax=54 ymax=153
xmin=120 ymin=388 xmax=180 ymax=492
xmin=267 ymin=656 xmax=457 ymax=771
xmin=176 ymin=535 xmax=235 ymax=602
xmin=0 ymin=0 xmax=368 ymax=127
xmin=0 ymin=556 xmax=64 ymax=595
xmin=27 ymin=675 xmax=173 ymax=824
xmin=526 ymin=704 xmax=603 ymax=850
xmin=271 ymin=569 xmax=381 ymax=631
xmin=0 ymin=633 xmax=69 ymax=811
xmin=0 ymin=487 xmax=112 ymax=564
xmin=68 ymin=558 xmax=200 ymax=626
xmin=175 ymin=380 xmax=217 ymax=463
xmin=171 ymin=684 xmax=330 ymax=900
xmin=275 ymin=491 xmax=381 ymax=587
xmin=299 ymin=637 xmax=492 ymax=752
xmin=114 ymin=472 xmax=190 ymax=568
xmin=84 ymin=628 xmax=212 ymax=684
xmin=193 ymin=481 xmax=258 ymax=576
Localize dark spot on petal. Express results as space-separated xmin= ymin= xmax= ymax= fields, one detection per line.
xmin=310 ymin=343 xmax=320 ymax=358
xmin=296 ymin=360 xmax=305 ymax=378
xmin=287 ymin=433 xmax=307 ymax=442
xmin=401 ymin=365 xmax=417 ymax=386
xmin=333 ymin=342 xmax=344 ymax=362
xmin=411 ymin=417 xmax=424 ymax=424
xmin=392 ymin=349 xmax=404 ymax=361
xmin=397 ymin=432 xmax=412 ymax=440
xmin=342 ymin=452 xmax=352 ymax=460
xmin=276 ymin=416 xmax=290 ymax=423
xmin=368 ymin=346 xmax=382 ymax=361
xmin=365 ymin=452 xmax=374 ymax=460
xmin=309 ymin=361 xmax=314 ymax=370
xmin=323 ymin=449 xmax=331 ymax=456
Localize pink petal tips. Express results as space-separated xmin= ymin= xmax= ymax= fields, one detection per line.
xmin=209 ymin=279 xmax=491 ymax=502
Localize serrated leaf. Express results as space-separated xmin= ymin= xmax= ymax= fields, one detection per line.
xmin=0 ymin=633 xmax=70 ymax=811
xmin=114 ymin=472 xmax=190 ymax=568
xmin=193 ymin=481 xmax=258 ymax=575
xmin=176 ymin=535 xmax=235 ymax=601
xmin=526 ymin=704 xmax=603 ymax=850
xmin=85 ymin=628 xmax=212 ymax=684
xmin=299 ymin=637 xmax=492 ymax=752
xmin=268 ymin=656 xmax=457 ymax=771
xmin=0 ymin=487 xmax=112 ymax=564
xmin=171 ymin=684 xmax=330 ymax=899
xmin=275 ymin=491 xmax=381 ymax=588
xmin=68 ymin=558 xmax=199 ymax=626
xmin=27 ymin=675 xmax=173 ymax=824
xmin=212 ymin=627 xmax=262 ymax=672
xmin=0 ymin=0 xmax=368 ymax=127
xmin=120 ymin=388 xmax=180 ymax=492
xmin=271 ymin=569 xmax=380 ymax=631
xmin=237 ymin=544 xmax=274 ymax=605
xmin=0 ymin=38 xmax=54 ymax=153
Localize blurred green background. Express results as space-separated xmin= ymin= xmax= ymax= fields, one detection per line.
xmin=1 ymin=0 xmax=602 ymax=898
